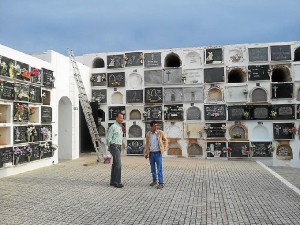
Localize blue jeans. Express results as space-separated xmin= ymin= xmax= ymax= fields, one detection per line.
xmin=109 ymin=144 xmax=121 ymax=185
xmin=149 ymin=152 xmax=164 ymax=184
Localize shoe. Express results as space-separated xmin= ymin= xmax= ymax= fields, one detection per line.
xmin=110 ymin=183 xmax=124 ymax=188
xmin=157 ymin=184 xmax=164 ymax=189
xmin=150 ymin=181 xmax=157 ymax=187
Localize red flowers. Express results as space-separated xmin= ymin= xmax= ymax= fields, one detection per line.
xmin=226 ymin=147 xmax=232 ymax=151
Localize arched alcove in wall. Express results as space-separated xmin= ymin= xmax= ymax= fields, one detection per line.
xmin=164 ymin=52 xmax=181 ymax=67
xmin=294 ymin=47 xmax=300 ymax=61
xmin=252 ymin=125 xmax=271 ymax=141
xmin=188 ymin=143 xmax=202 ymax=156
xmin=251 ymin=88 xmax=268 ymax=102
xmin=111 ymin=92 xmax=123 ymax=104
xmin=207 ymin=87 xmax=223 ymax=102
xmin=128 ymin=73 xmax=143 ymax=89
xmin=98 ymin=109 xmax=105 ymax=122
xmin=168 ymin=139 xmax=182 ymax=156
xmin=92 ymin=57 xmax=105 ymax=68
xmin=271 ymin=65 xmax=291 ymax=82
xmin=229 ymin=124 xmax=248 ymax=139
xmin=186 ymin=106 xmax=201 ymax=120
xmin=129 ymin=110 xmax=141 ymax=120
xmin=227 ymin=68 xmax=246 ymax=83
xmin=128 ymin=125 xmax=142 ymax=138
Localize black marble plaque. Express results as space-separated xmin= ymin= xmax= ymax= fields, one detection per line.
xmin=205 ymin=123 xmax=226 ymax=138
xmin=92 ymin=89 xmax=107 ymax=104
xmin=29 ymin=86 xmax=41 ymax=103
xmin=248 ymin=47 xmax=268 ymax=62
xmin=228 ymin=105 xmax=248 ymax=121
xmin=0 ymin=147 xmax=13 ymax=167
xmin=228 ymin=142 xmax=250 ymax=157
xmin=248 ymin=65 xmax=270 ymax=80
xmin=40 ymin=125 xmax=52 ymax=141
xmin=14 ymin=83 xmax=29 ymax=101
xmin=163 ymin=68 xmax=183 ymax=84
xmin=127 ymin=140 xmax=144 ymax=154
xmin=29 ymin=143 xmax=41 ymax=161
xmin=271 ymin=104 xmax=295 ymax=120
xmin=271 ymin=45 xmax=291 ymax=61
xmin=0 ymin=81 xmax=14 ymax=100
xmin=186 ymin=106 xmax=201 ymax=120
xmin=253 ymin=106 xmax=270 ymax=120
xmin=41 ymin=106 xmax=52 ymax=123
xmin=205 ymin=48 xmax=223 ymax=64
xmin=204 ymin=67 xmax=224 ymax=83
xmin=42 ymin=68 xmax=54 ymax=88
xmin=145 ymin=121 xmax=163 ymax=134
xmin=204 ymin=104 xmax=226 ymax=120
xmin=13 ymin=126 xmax=27 ymax=144
xmin=271 ymin=83 xmax=293 ymax=99
xmin=164 ymin=104 xmax=183 ymax=121
xmin=144 ymin=52 xmax=161 ymax=68
xmin=206 ymin=142 xmax=226 ymax=157
xmin=91 ymin=73 xmax=106 ymax=86
xmin=107 ymin=55 xmax=124 ymax=69
xmin=108 ymin=106 xmax=125 ymax=120
xmin=273 ymin=123 xmax=295 ymax=140
xmin=13 ymin=102 xmax=29 ymax=122
xmin=0 ymin=56 xmax=14 ymax=77
xmin=145 ymin=87 xmax=163 ymax=104
xmin=107 ymin=72 xmax=125 ymax=87
xmin=124 ymin=52 xmax=143 ymax=67
xmin=126 ymin=90 xmax=143 ymax=104
xmin=15 ymin=61 xmax=30 ymax=81
xmin=144 ymin=70 xmax=162 ymax=86
xmin=143 ymin=106 xmax=162 ymax=121
xmin=251 ymin=142 xmax=272 ymax=157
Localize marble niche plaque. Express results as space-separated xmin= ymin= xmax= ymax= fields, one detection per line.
xmin=186 ymin=106 xmax=201 ymax=120
xmin=145 ymin=121 xmax=163 ymax=134
xmin=42 ymin=68 xmax=54 ymax=88
xmin=144 ymin=87 xmax=163 ymax=104
xmin=92 ymin=89 xmax=107 ymax=104
xmin=271 ymin=45 xmax=291 ymax=61
xmin=226 ymin=47 xmax=246 ymax=63
xmin=164 ymin=104 xmax=183 ymax=121
xmin=251 ymin=88 xmax=268 ymax=102
xmin=253 ymin=106 xmax=270 ymax=120
xmin=205 ymin=123 xmax=226 ymax=138
xmin=91 ymin=73 xmax=106 ymax=86
xmin=228 ymin=105 xmax=247 ymax=121
xmin=248 ymin=47 xmax=268 ymax=62
xmin=13 ymin=102 xmax=29 ymax=122
xmin=251 ymin=142 xmax=272 ymax=157
xmin=108 ymin=106 xmax=125 ymax=120
xmin=184 ymin=51 xmax=201 ymax=68
xmin=107 ymin=72 xmax=125 ymax=87
xmin=273 ymin=123 xmax=295 ymax=140
xmin=41 ymin=106 xmax=52 ymax=123
xmin=271 ymin=83 xmax=293 ymax=99
xmin=183 ymin=69 xmax=202 ymax=84
xmin=272 ymin=104 xmax=295 ymax=120
xmin=107 ymin=54 xmax=124 ymax=69
xmin=144 ymin=52 xmax=161 ymax=68
xmin=128 ymin=124 xmax=143 ymax=138
xmin=183 ymin=87 xmax=204 ymax=103
xmin=206 ymin=142 xmax=226 ymax=157
xmin=228 ymin=142 xmax=249 ymax=157
xmin=204 ymin=105 xmax=226 ymax=120
xmin=204 ymin=67 xmax=224 ymax=83
xmin=163 ymin=88 xmax=183 ymax=103
xmin=144 ymin=70 xmax=162 ymax=86
xmin=16 ymin=62 xmax=30 ymax=81
xmin=29 ymin=86 xmax=41 ymax=103
xmin=163 ymin=68 xmax=183 ymax=85
xmin=124 ymin=52 xmax=143 ymax=67
xmin=248 ymin=65 xmax=270 ymax=81
xmin=143 ymin=106 xmax=162 ymax=121
xmin=0 ymin=81 xmax=15 ymax=100
xmin=205 ymin=48 xmax=223 ymax=64
xmin=126 ymin=90 xmax=143 ymax=104
xmin=127 ymin=140 xmax=144 ymax=155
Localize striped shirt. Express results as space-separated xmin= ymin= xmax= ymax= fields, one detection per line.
xmin=106 ymin=122 xmax=123 ymax=145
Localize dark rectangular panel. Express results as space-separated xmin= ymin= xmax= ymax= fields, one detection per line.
xmin=204 ymin=104 xmax=226 ymax=120
xmin=273 ymin=123 xmax=295 ymax=140
xmin=205 ymin=48 xmax=223 ymax=64
xmin=145 ymin=87 xmax=163 ymax=104
xmin=0 ymin=56 xmax=14 ymax=77
xmin=1 ymin=81 xmax=15 ymax=100
xmin=42 ymin=68 xmax=54 ymax=88
xmin=248 ymin=47 xmax=268 ymax=62
xmin=228 ymin=142 xmax=249 ymax=157
xmin=124 ymin=52 xmax=143 ymax=67
xmin=13 ymin=126 xmax=27 ymax=144
xmin=13 ymin=102 xmax=29 ymax=122
xmin=271 ymin=83 xmax=293 ymax=99
xmin=108 ymin=106 xmax=125 ymax=120
xmin=143 ymin=105 xmax=162 ymax=121
xmin=107 ymin=55 xmax=124 ymax=69
xmin=41 ymin=106 xmax=52 ymax=123
xmin=248 ymin=65 xmax=270 ymax=80
xmin=204 ymin=67 xmax=224 ymax=83
xmin=251 ymin=142 xmax=272 ymax=157
xmin=271 ymin=104 xmax=295 ymax=120
xmin=164 ymin=104 xmax=183 ymax=121
xmin=107 ymin=72 xmax=125 ymax=87
xmin=271 ymin=45 xmax=291 ymax=61
xmin=29 ymin=86 xmax=41 ymax=103
xmin=126 ymin=140 xmax=144 ymax=154
xmin=205 ymin=123 xmax=226 ymax=138
xmin=126 ymin=90 xmax=143 ymax=103
xmin=91 ymin=73 xmax=106 ymax=86
xmin=144 ymin=52 xmax=161 ymax=68
xmin=92 ymin=89 xmax=107 ymax=104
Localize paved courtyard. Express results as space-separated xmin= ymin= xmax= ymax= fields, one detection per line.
xmin=1 ymin=154 xmax=300 ymax=225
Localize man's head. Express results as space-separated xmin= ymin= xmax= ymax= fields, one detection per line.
xmin=115 ymin=112 xmax=124 ymax=124
xmin=150 ymin=120 xmax=158 ymax=132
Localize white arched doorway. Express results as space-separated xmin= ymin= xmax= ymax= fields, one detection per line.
xmin=58 ymin=96 xmax=73 ymax=160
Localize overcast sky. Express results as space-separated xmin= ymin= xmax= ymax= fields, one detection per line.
xmin=0 ymin=0 xmax=299 ymax=56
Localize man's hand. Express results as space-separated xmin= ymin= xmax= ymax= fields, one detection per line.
xmin=144 ymin=155 xmax=148 ymax=159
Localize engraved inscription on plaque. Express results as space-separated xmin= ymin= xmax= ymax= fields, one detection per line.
xmin=206 ymin=142 xmax=226 ymax=157
xmin=126 ymin=90 xmax=143 ymax=104
xmin=124 ymin=52 xmax=143 ymax=67
xmin=107 ymin=55 xmax=124 ymax=69
xmin=127 ymin=140 xmax=144 ymax=155
xmin=144 ymin=70 xmax=162 ymax=86
xmin=29 ymin=86 xmax=42 ymax=103
xmin=272 ymin=104 xmax=295 ymax=120
xmin=205 ymin=123 xmax=226 ymax=138
xmin=273 ymin=123 xmax=295 ymax=140
xmin=205 ymin=48 xmax=223 ymax=64
xmin=204 ymin=67 xmax=224 ymax=83
xmin=91 ymin=73 xmax=106 ymax=86
xmin=164 ymin=104 xmax=183 ymax=121
xmin=248 ymin=47 xmax=268 ymax=62
xmin=107 ymin=72 xmax=125 ymax=87
xmin=14 ymin=83 xmax=29 ymax=101
xmin=128 ymin=125 xmax=143 ymax=138
xmin=251 ymin=142 xmax=272 ymax=157
xmin=271 ymin=45 xmax=291 ymax=61
xmin=184 ymin=51 xmax=201 ymax=67
xmin=41 ymin=106 xmax=52 ymax=123
xmin=228 ymin=106 xmax=245 ymax=121
xmin=163 ymin=88 xmax=183 ymax=103
xmin=92 ymin=89 xmax=107 ymax=104
xmin=183 ymin=69 xmax=202 ymax=84
xmin=204 ymin=105 xmax=226 ymax=120
xmin=145 ymin=87 xmax=163 ymax=104
xmin=228 ymin=142 xmax=249 ymax=157
xmin=1 ymin=81 xmax=15 ymax=100
xmin=186 ymin=106 xmax=201 ymax=120
xmin=163 ymin=68 xmax=183 ymax=84
xmin=14 ymin=126 xmax=27 ymax=144
xmin=253 ymin=107 xmax=269 ymax=119
xmin=251 ymin=88 xmax=268 ymax=102
xmin=143 ymin=106 xmax=162 ymax=121
xmin=42 ymin=68 xmax=54 ymax=88
xmin=144 ymin=52 xmax=161 ymax=68
xmin=183 ymin=87 xmax=204 ymax=103
xmin=271 ymin=83 xmax=293 ymax=99
xmin=248 ymin=65 xmax=270 ymax=81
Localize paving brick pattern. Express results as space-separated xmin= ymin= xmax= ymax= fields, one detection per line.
xmin=0 ymin=155 xmax=300 ymax=225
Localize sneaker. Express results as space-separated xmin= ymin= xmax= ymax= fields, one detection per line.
xmin=150 ymin=181 xmax=157 ymax=187
xmin=157 ymin=184 xmax=164 ymax=189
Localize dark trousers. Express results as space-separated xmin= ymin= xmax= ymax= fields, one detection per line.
xmin=109 ymin=144 xmax=121 ymax=185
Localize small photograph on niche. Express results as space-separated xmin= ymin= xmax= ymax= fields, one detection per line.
xmin=108 ymin=122 xmax=126 ymax=137
xmin=15 ymin=61 xmax=30 ymax=81
xmin=126 ymin=140 xmax=144 ymax=155
xmin=126 ymin=90 xmax=143 ymax=104
xmin=271 ymin=45 xmax=291 ymax=61
xmin=273 ymin=123 xmax=296 ymax=140
xmin=92 ymin=89 xmax=107 ymax=104
xmin=30 ymin=68 xmax=42 ymax=84
xmin=163 ymin=104 xmax=183 ymax=121
xmin=108 ymin=106 xmax=125 ymax=120
xmin=204 ymin=104 xmax=226 ymax=120
xmin=143 ymin=106 xmax=162 ymax=121
xmin=13 ymin=102 xmax=29 ymax=123
xmin=205 ymin=48 xmax=223 ymax=64
xmin=248 ymin=47 xmax=268 ymax=62
xmin=206 ymin=142 xmax=226 ymax=157
xmin=42 ymin=68 xmax=55 ymax=88
xmin=271 ymin=83 xmax=293 ymax=99
xmin=107 ymin=55 xmax=124 ymax=69
xmin=13 ymin=126 xmax=27 ymax=144
xmin=29 ymin=86 xmax=41 ymax=103
xmin=251 ymin=142 xmax=272 ymax=157
xmin=0 ymin=81 xmax=15 ymax=100
xmin=107 ymin=72 xmax=125 ymax=87
xmin=124 ymin=52 xmax=143 ymax=67
xmin=145 ymin=87 xmax=163 ymax=104
xmin=144 ymin=52 xmax=161 ymax=68
xmin=248 ymin=65 xmax=270 ymax=81
xmin=90 ymin=73 xmax=106 ymax=86
xmin=14 ymin=83 xmax=29 ymax=101
xmin=0 ymin=56 xmax=15 ymax=77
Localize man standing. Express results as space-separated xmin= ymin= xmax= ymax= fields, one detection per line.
xmin=106 ymin=112 xmax=124 ymax=188
xmin=144 ymin=120 xmax=168 ymax=189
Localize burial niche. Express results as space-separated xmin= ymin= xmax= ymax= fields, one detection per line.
xmin=227 ymin=68 xmax=246 ymax=83
xmin=98 ymin=125 xmax=106 ymax=137
xmin=168 ymin=139 xmax=182 ymax=156
xmin=229 ymin=123 xmax=247 ymax=139
xmin=188 ymin=143 xmax=202 ymax=156
xmin=252 ymin=125 xmax=270 ymax=141
xmin=276 ymin=144 xmax=293 ymax=160
xmin=207 ymin=87 xmax=223 ymax=102
xmin=186 ymin=106 xmax=201 ymax=120
xmin=111 ymin=92 xmax=123 ymax=104
xmin=297 ymin=88 xmax=300 ymax=101
xmin=271 ymin=65 xmax=291 ymax=82
xmin=295 ymin=47 xmax=300 ymax=61
xmin=98 ymin=109 xmax=105 ymax=122
xmin=92 ymin=57 xmax=105 ymax=68
xmin=128 ymin=125 xmax=142 ymax=138
xmin=129 ymin=109 xmax=141 ymax=120
xmin=164 ymin=52 xmax=181 ymax=67
xmin=251 ymin=88 xmax=267 ymax=102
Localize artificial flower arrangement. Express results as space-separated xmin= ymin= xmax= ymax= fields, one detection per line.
xmin=243 ymin=111 xmax=250 ymax=118
xmin=210 ymin=112 xmax=220 ymax=117
xmin=42 ymin=91 xmax=47 ymax=99
xmin=14 ymin=103 xmax=25 ymax=122
xmin=267 ymin=143 xmax=275 ymax=152
xmin=26 ymin=146 xmax=33 ymax=158
xmin=270 ymin=110 xmax=277 ymax=118
xmin=13 ymin=147 xmax=23 ymax=159
xmin=0 ymin=80 xmax=4 ymax=94
xmin=29 ymin=107 xmax=36 ymax=116
xmin=288 ymin=127 xmax=297 ymax=135
xmin=30 ymin=68 xmax=40 ymax=77
xmin=226 ymin=146 xmax=232 ymax=152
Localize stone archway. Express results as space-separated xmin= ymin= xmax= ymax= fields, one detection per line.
xmin=111 ymin=92 xmax=123 ymax=104
xmin=92 ymin=57 xmax=105 ymax=68
xmin=207 ymin=87 xmax=223 ymax=102
xmin=164 ymin=52 xmax=181 ymax=67
xmin=227 ymin=68 xmax=246 ymax=83
xmin=271 ymin=65 xmax=291 ymax=82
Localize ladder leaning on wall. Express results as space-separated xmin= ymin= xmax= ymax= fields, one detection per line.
xmin=67 ymin=49 xmax=108 ymax=163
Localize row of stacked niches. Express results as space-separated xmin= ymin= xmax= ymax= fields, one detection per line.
xmin=83 ymin=41 xmax=300 ymax=159
xmin=0 ymin=55 xmax=55 ymax=168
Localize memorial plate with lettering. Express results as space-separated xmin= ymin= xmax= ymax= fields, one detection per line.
xmin=107 ymin=55 xmax=124 ymax=69
xmin=13 ymin=126 xmax=28 ymax=144
xmin=145 ymin=87 xmax=163 ymax=104
xmin=183 ymin=69 xmax=202 ymax=84
xmin=205 ymin=48 xmax=223 ymax=64
xmin=164 ymin=104 xmax=183 ymax=121
xmin=143 ymin=106 xmax=162 ymax=121
xmin=271 ymin=104 xmax=295 ymax=120
xmin=228 ymin=142 xmax=250 ymax=157
xmin=248 ymin=47 xmax=268 ymax=62
xmin=29 ymin=86 xmax=41 ymax=103
xmin=273 ymin=123 xmax=295 ymax=140
xmin=14 ymin=83 xmax=29 ymax=101
xmin=42 ymin=68 xmax=54 ymax=88
xmin=13 ymin=102 xmax=29 ymax=122
xmin=183 ymin=51 xmax=202 ymax=68
xmin=252 ymin=105 xmax=270 ymax=120
xmin=206 ymin=142 xmax=226 ymax=157
xmin=271 ymin=83 xmax=293 ymax=99
xmin=163 ymin=88 xmax=183 ymax=103
xmin=228 ymin=105 xmax=249 ymax=121
xmin=16 ymin=61 xmax=30 ymax=81
xmin=126 ymin=90 xmax=143 ymax=104
xmin=204 ymin=104 xmax=226 ymax=120
xmin=144 ymin=52 xmax=161 ymax=68
xmin=108 ymin=106 xmax=125 ymax=120
xmin=163 ymin=68 xmax=182 ymax=84
xmin=124 ymin=52 xmax=143 ymax=67
xmin=92 ymin=89 xmax=107 ymax=104
xmin=251 ymin=142 xmax=272 ymax=157
xmin=91 ymin=73 xmax=106 ymax=86
xmin=204 ymin=67 xmax=224 ymax=83
xmin=127 ymin=140 xmax=144 ymax=155
xmin=0 ymin=81 xmax=15 ymax=100
xmin=205 ymin=123 xmax=226 ymax=138
xmin=144 ymin=70 xmax=162 ymax=86
xmin=183 ymin=87 xmax=204 ymax=103
xmin=41 ymin=106 xmax=52 ymax=123
xmin=0 ymin=56 xmax=14 ymax=77
xmin=107 ymin=72 xmax=125 ymax=87
xmin=271 ymin=45 xmax=291 ymax=61
xmin=248 ymin=65 xmax=270 ymax=81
